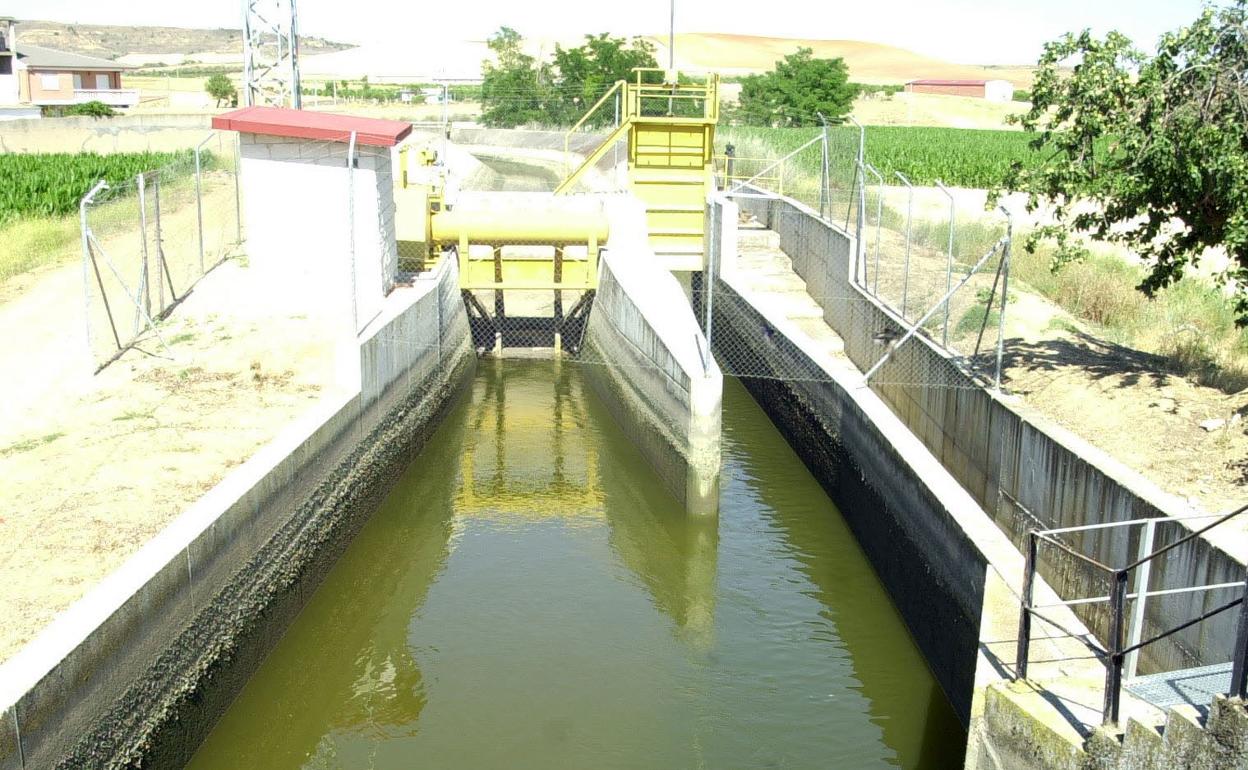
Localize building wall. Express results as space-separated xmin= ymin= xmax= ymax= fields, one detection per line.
xmin=238 ymin=133 xmax=397 ymax=335
xmin=905 ymin=83 xmax=986 ymax=98
xmin=983 ymin=81 xmax=1015 ymax=102
xmin=23 ymin=68 xmax=122 ymax=104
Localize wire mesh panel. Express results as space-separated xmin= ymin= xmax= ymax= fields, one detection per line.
xmin=81 ymin=131 xmax=242 ymax=370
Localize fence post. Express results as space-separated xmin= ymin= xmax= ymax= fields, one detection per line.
xmin=895 ymin=171 xmax=914 ymax=319
xmin=233 ymin=133 xmax=243 ymax=244
xmin=1123 ymin=519 xmax=1157 ymax=680
xmin=995 ymin=206 xmax=1013 ymax=389
xmin=195 ymin=134 xmax=210 ymax=274
xmin=79 ymin=180 xmax=105 ymax=370
xmin=135 ymin=171 xmax=150 ymax=333
xmin=705 ymin=203 xmax=716 ymax=353
xmin=862 ymin=163 xmax=884 ymax=295
xmin=817 ymin=112 xmax=830 ymax=221
xmin=1104 ymin=570 xmax=1129 ymax=725
xmin=347 ymin=131 xmax=359 ymax=333
xmin=1016 ymin=529 xmax=1037 ymax=680
xmin=153 ymin=173 xmax=165 ymax=312
xmin=1230 ymin=582 xmax=1248 ymax=699
xmin=935 ymin=180 xmax=955 ymax=348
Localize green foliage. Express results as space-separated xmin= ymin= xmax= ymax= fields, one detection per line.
xmin=1001 ymin=1 xmax=1248 ymax=323
xmin=720 ymin=125 xmax=1036 ymax=188
xmin=479 ymin=27 xmax=658 ymax=128
xmin=735 ymin=48 xmax=855 ymax=126
xmin=46 ymin=101 xmax=116 ymax=118
xmin=954 ymin=289 xmax=1001 ymax=338
xmin=548 ymin=33 xmax=658 ymax=126
xmin=204 ymin=73 xmax=236 ymax=107
xmin=853 ymin=83 xmax=904 ymax=98
xmin=480 ymin=27 xmax=550 ymax=127
xmin=0 ymin=150 xmax=195 ymax=222
xmin=1011 ymin=88 xmax=1031 ymax=102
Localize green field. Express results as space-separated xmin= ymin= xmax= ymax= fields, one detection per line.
xmin=0 ymin=150 xmax=198 ymax=223
xmin=719 ymin=125 xmax=1036 ymax=189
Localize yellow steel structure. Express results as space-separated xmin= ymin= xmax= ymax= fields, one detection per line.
xmin=556 ymin=69 xmax=720 ymax=271
xmin=394 ymin=144 xmax=606 ymax=293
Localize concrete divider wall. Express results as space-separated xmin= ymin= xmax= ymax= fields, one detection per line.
xmin=732 ymin=192 xmax=1245 ymax=674
xmin=0 ymin=113 xmax=215 ymax=154
xmin=581 ymin=199 xmax=722 ymax=516
xmin=0 ymin=258 xmax=474 ymax=769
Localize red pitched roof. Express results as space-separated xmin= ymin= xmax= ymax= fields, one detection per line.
xmin=211 ymin=106 xmax=412 ymax=147
xmin=906 ymin=79 xmax=990 ymax=86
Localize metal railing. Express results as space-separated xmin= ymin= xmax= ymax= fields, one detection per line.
xmin=1015 ymin=502 xmax=1248 ymax=726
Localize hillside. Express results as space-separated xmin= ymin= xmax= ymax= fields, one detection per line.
xmin=12 ymin=20 xmax=351 ymax=64
xmin=649 ymin=33 xmax=1035 ymax=87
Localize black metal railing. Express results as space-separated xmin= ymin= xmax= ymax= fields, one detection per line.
xmin=1015 ymin=501 xmax=1248 ymax=725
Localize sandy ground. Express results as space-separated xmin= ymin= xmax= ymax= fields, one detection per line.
xmin=0 ymin=257 xmax=342 ymax=663
xmin=853 ymin=217 xmax=1248 ymax=515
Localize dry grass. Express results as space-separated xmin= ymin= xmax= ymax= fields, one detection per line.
xmin=1012 ymin=245 xmax=1248 ymax=393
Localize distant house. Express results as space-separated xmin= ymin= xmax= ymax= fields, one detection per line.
xmin=904 ymin=79 xmax=1014 ymax=102
xmin=0 ymin=17 xmax=138 ymax=112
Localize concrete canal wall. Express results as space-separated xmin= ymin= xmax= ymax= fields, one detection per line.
xmin=0 ymin=258 xmax=474 ymax=769
xmin=726 ymin=191 xmax=1245 ymax=676
xmin=582 ymin=200 xmax=722 ymax=516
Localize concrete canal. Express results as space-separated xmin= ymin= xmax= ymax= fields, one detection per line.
xmin=187 ymin=360 xmax=963 ymax=768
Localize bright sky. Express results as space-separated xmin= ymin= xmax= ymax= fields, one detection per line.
xmin=6 ymin=0 xmax=1208 ymax=64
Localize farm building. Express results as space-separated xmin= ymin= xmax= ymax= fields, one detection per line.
xmin=903 ymin=78 xmax=1014 ymax=102
xmin=0 ymin=17 xmax=138 ymax=112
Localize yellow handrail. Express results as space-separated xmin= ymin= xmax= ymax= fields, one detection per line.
xmin=563 ymin=79 xmax=627 ymax=173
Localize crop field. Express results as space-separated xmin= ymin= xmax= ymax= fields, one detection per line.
xmin=718 ymin=125 xmax=1037 ymax=190
xmin=0 ymin=150 xmax=199 ymax=223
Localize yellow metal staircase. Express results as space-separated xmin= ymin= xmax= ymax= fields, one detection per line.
xmin=556 ymin=70 xmax=719 ymax=272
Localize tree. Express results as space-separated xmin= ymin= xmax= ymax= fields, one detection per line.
xmin=1001 ymin=2 xmax=1248 ymax=321
xmin=479 ymin=27 xmax=549 ymax=128
xmin=205 ymin=73 xmax=236 ymax=107
xmin=549 ymin=34 xmax=658 ymax=125
xmin=735 ymin=48 xmax=856 ymax=127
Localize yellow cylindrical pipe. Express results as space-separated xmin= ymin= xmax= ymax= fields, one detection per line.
xmin=430 ymin=206 xmax=608 ymax=245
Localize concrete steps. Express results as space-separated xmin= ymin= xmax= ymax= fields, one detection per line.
xmin=727 ymin=223 xmax=847 ymax=359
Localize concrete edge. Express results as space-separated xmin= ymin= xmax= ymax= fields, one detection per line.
xmin=0 ymin=259 xmax=476 ymax=769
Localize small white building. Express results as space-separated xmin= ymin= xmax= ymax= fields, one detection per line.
xmin=211 ymin=106 xmax=412 ymax=334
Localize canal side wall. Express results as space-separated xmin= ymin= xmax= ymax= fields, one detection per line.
xmin=728 ymin=192 xmax=1246 ymax=676
xmin=0 ymin=259 xmax=474 ymax=770
xmin=582 ymin=200 xmax=722 ymax=516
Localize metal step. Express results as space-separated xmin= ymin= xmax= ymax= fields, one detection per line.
xmin=1124 ymin=662 xmax=1232 ymax=711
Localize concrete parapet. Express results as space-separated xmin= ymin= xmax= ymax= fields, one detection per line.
xmin=581 ymin=197 xmax=722 ymax=516
xmin=731 ymin=190 xmax=1246 ymax=675
xmin=0 ymin=258 xmax=473 ymax=769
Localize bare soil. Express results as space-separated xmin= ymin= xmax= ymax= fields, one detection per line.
xmin=860 ymin=218 xmax=1248 ymax=516
xmin=0 ymin=259 xmax=341 ymax=663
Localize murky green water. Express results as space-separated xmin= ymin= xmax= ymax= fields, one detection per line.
xmin=189 ymin=360 xmax=963 ymax=769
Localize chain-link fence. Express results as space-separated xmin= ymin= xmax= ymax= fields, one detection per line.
xmin=711 ymin=123 xmax=1015 ymax=389
xmin=80 ymin=131 xmax=241 ymax=370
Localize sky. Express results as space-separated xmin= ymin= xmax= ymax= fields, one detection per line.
xmin=4 ymin=0 xmax=1210 ymax=65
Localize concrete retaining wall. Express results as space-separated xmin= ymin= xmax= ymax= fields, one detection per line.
xmin=731 ymin=192 xmax=1246 ymax=674
xmin=0 ymin=258 xmax=473 ymax=769
xmin=581 ymin=199 xmax=722 ymax=516
xmin=0 ymin=113 xmax=214 ymax=153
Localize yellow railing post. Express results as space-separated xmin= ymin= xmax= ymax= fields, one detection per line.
xmin=563 ymin=80 xmax=626 ymax=173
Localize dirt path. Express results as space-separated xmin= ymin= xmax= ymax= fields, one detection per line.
xmin=0 ymin=259 xmax=342 ymax=663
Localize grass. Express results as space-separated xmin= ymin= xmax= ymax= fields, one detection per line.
xmin=721 ymin=123 xmax=1248 ymax=393
xmin=0 ymin=170 xmax=201 ymax=284
xmin=1 ymin=432 xmax=65 ymax=456
xmin=1012 ymin=243 xmax=1248 ymax=392
xmin=718 ymin=125 xmax=1036 ymax=190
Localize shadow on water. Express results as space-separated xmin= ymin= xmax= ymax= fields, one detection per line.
xmin=189 ymin=360 xmax=962 ymax=769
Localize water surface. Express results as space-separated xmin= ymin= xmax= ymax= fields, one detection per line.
xmin=189 ymin=360 xmax=963 ymax=768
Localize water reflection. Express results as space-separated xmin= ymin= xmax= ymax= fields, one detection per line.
xmin=189 ymin=361 xmax=960 ymax=770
